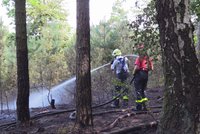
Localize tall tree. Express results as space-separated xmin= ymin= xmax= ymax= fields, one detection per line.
xmin=90 ymin=20 xmax=119 ymax=66
xmin=15 ymin=0 xmax=30 ymax=123
xmin=156 ymin=0 xmax=200 ymax=133
xmin=26 ymin=0 xmax=67 ymax=36
xmin=196 ymin=22 xmax=200 ymax=60
xmin=76 ymin=0 xmax=93 ymax=128
xmin=0 ymin=18 xmax=4 ymax=113
xmin=191 ymin=0 xmax=200 ymax=60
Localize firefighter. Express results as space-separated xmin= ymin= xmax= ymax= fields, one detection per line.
xmin=132 ymin=43 xmax=153 ymax=111
xmin=111 ymin=49 xmax=129 ymax=108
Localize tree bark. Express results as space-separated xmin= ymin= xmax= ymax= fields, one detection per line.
xmin=76 ymin=0 xmax=93 ymax=127
xmin=156 ymin=0 xmax=200 ymax=134
xmin=196 ymin=22 xmax=200 ymax=61
xmin=0 ymin=20 xmax=3 ymax=113
xmin=15 ymin=0 xmax=30 ymax=123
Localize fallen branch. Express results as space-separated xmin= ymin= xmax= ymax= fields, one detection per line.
xmin=0 ymin=121 xmax=16 ymax=130
xmin=156 ymin=97 xmax=164 ymax=102
xmin=100 ymin=112 xmax=136 ymax=132
xmin=92 ymin=105 xmax=162 ymax=117
xmin=93 ymin=108 xmax=132 ymax=116
xmin=99 ymin=110 xmax=161 ymax=133
xmin=148 ymin=105 xmax=162 ymax=109
xmin=106 ymin=121 xmax=158 ymax=134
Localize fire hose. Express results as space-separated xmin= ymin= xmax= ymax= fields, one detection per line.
xmin=69 ymin=76 xmax=135 ymax=119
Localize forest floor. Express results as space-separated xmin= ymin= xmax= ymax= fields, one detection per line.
xmin=0 ymin=87 xmax=163 ymax=134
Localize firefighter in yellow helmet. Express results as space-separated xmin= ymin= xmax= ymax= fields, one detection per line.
xmin=110 ymin=49 xmax=129 ymax=108
xmin=112 ymin=49 xmax=122 ymax=57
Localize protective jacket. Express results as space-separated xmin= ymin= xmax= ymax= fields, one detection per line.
xmin=134 ymin=56 xmax=153 ymax=110
xmin=111 ymin=56 xmax=129 ymax=74
xmin=111 ymin=56 xmax=129 ymax=107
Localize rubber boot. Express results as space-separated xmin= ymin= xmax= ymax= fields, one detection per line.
xmin=122 ymin=99 xmax=129 ymax=108
xmin=142 ymin=103 xmax=148 ymax=111
xmin=136 ymin=103 xmax=142 ymax=111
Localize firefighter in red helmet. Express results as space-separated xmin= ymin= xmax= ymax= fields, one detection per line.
xmin=132 ymin=43 xmax=153 ymax=111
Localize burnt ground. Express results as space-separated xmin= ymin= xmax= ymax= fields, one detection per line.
xmin=0 ymin=87 xmax=163 ymax=134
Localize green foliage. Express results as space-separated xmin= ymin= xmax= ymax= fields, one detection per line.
xmin=0 ymin=19 xmax=16 ymax=91
xmin=26 ymin=0 xmax=68 ymax=36
xmin=129 ymin=0 xmax=160 ymax=61
xmin=194 ymin=34 xmax=198 ymax=46
xmin=1 ymin=0 xmax=72 ymax=90
xmin=109 ymin=0 xmax=134 ymax=54
xmin=28 ymin=22 xmax=72 ymax=86
xmin=191 ymin=0 xmax=200 ymax=21
xmin=3 ymin=0 xmax=68 ymax=36
xmin=0 ymin=0 xmax=162 ymax=93
xmin=90 ymin=0 xmax=134 ymax=68
xmin=64 ymin=34 xmax=76 ymax=76
xmin=2 ymin=0 xmax=15 ymax=20
xmin=91 ymin=20 xmax=119 ymax=66
xmin=110 ymin=0 xmax=128 ymax=23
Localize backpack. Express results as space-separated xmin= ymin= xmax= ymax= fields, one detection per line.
xmin=117 ymin=57 xmax=127 ymax=73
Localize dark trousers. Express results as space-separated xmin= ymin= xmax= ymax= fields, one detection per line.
xmin=134 ymin=70 xmax=148 ymax=110
xmin=113 ymin=72 xmax=129 ymax=107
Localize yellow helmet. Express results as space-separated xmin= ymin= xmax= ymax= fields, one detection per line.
xmin=112 ymin=49 xmax=122 ymax=56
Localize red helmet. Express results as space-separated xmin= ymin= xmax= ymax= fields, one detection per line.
xmin=137 ymin=43 xmax=144 ymax=49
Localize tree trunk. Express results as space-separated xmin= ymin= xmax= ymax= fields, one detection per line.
xmin=156 ymin=0 xmax=200 ymax=134
xmin=0 ymin=89 xmax=2 ymax=113
xmin=0 ymin=19 xmax=3 ymax=113
xmin=196 ymin=22 xmax=200 ymax=61
xmin=75 ymin=0 xmax=93 ymax=127
xmin=0 ymin=48 xmax=2 ymax=113
xmin=15 ymin=0 xmax=30 ymax=123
